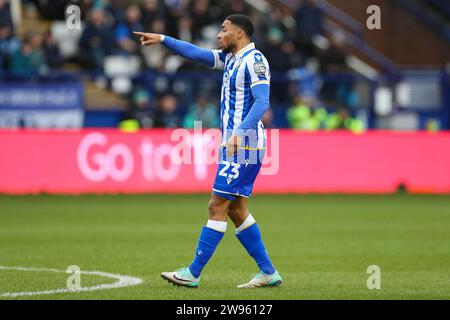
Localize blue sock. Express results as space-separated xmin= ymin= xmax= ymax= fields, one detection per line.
xmin=189 ymin=226 xmax=224 ymax=278
xmin=236 ymin=223 xmax=276 ymax=275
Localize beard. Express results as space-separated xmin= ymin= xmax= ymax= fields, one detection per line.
xmin=221 ymin=43 xmax=235 ymax=54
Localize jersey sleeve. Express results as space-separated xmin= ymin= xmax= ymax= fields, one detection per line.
xmin=161 ymin=36 xmax=215 ymax=68
xmin=246 ymin=52 xmax=271 ymax=88
xmin=211 ymin=49 xmax=226 ymax=70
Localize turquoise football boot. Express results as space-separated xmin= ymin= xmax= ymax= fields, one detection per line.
xmin=161 ymin=267 xmax=200 ymax=288
xmin=237 ymin=270 xmax=283 ymax=288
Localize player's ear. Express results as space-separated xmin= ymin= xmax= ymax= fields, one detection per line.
xmin=237 ymin=28 xmax=244 ymax=40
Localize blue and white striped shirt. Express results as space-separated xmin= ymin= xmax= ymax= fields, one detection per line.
xmin=212 ymin=43 xmax=270 ymax=149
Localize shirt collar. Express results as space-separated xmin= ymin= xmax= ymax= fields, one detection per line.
xmin=234 ymin=42 xmax=255 ymax=58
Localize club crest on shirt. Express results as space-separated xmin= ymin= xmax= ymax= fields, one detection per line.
xmin=253 ymin=61 xmax=266 ymax=75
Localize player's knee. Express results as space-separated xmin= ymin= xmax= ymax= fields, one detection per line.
xmin=207 ymin=199 xmax=220 ymax=214
xmin=229 ymin=201 xmax=246 ymax=217
xmin=228 ymin=206 xmax=247 ymax=227
xmin=208 ymin=198 xmax=227 ymax=218
xmin=227 ymin=207 xmax=241 ymax=220
xmin=227 ymin=209 xmax=240 ymax=227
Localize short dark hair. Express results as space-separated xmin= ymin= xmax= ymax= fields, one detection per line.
xmin=225 ymin=14 xmax=254 ymax=38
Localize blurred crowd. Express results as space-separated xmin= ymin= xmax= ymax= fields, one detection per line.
xmin=0 ymin=0 xmax=62 ymax=75
xmin=0 ymin=0 xmax=362 ymax=131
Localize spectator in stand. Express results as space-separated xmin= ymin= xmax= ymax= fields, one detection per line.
xmin=324 ymin=106 xmax=364 ymax=133
xmin=317 ymin=31 xmax=348 ymax=74
xmin=248 ymin=11 xmax=265 ymax=48
xmin=78 ymin=0 xmax=94 ymax=19
xmin=80 ymin=8 xmax=114 ymax=69
xmin=29 ymin=31 xmax=47 ymax=71
xmin=264 ymin=27 xmax=292 ymax=71
xmin=177 ymin=15 xmax=193 ymax=43
xmin=287 ymin=96 xmax=312 ymax=130
xmin=259 ymin=5 xmax=302 ymax=66
xmin=0 ymin=0 xmax=13 ymax=29
xmin=115 ymin=5 xmax=144 ymax=55
xmin=287 ymin=95 xmax=326 ymax=131
xmin=0 ymin=24 xmax=20 ymax=69
xmin=123 ymin=87 xmax=155 ymax=129
xmin=264 ymin=27 xmax=299 ymax=104
xmin=220 ymin=0 xmax=252 ymax=19
xmin=141 ymin=18 xmax=166 ymax=70
xmin=190 ymin=0 xmax=215 ymax=41
xmin=164 ymin=0 xmax=185 ymax=37
xmin=103 ymin=0 xmax=127 ymax=25
xmin=260 ymin=5 xmax=286 ymax=38
xmin=42 ymin=31 xmax=62 ymax=69
xmin=34 ymin=0 xmax=67 ymax=20
xmin=317 ymin=31 xmax=356 ymax=109
xmin=294 ymin=0 xmax=323 ymax=61
xmin=154 ymin=94 xmax=181 ymax=128
xmin=140 ymin=0 xmax=165 ymax=29
xmin=183 ymin=95 xmax=219 ymax=129
xmin=10 ymin=35 xmax=46 ymax=75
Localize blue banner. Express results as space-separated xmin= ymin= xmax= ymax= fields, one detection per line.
xmin=0 ymin=83 xmax=83 ymax=110
xmin=0 ymin=82 xmax=84 ymax=128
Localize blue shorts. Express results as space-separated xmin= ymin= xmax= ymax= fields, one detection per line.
xmin=212 ymin=146 xmax=265 ymax=201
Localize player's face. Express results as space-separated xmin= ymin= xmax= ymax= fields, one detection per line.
xmin=217 ymin=20 xmax=239 ymax=53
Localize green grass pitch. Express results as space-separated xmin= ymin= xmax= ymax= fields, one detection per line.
xmin=0 ymin=194 xmax=449 ymax=300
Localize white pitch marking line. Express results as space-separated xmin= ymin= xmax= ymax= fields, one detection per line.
xmin=0 ymin=265 xmax=144 ymax=298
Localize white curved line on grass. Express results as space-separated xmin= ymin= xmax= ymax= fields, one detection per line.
xmin=0 ymin=265 xmax=143 ymax=298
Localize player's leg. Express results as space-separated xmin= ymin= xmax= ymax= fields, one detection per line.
xmin=227 ymin=196 xmax=249 ymax=228
xmin=161 ymin=193 xmax=231 ymax=287
xmin=228 ymin=196 xmax=282 ymax=288
xmin=187 ymin=193 xmax=231 ymax=278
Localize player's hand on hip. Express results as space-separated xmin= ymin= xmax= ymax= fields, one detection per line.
xmin=226 ymin=135 xmax=243 ymax=157
xmin=133 ymin=32 xmax=163 ymax=47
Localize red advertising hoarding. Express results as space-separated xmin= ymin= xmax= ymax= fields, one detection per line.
xmin=1 ymin=129 xmax=449 ymax=194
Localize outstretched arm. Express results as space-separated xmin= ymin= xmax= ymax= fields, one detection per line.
xmin=133 ymin=32 xmax=215 ymax=68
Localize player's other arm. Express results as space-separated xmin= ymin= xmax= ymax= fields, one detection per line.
xmin=226 ymin=54 xmax=270 ymax=156
xmin=226 ymin=84 xmax=269 ymax=156
xmin=237 ymin=84 xmax=270 ymax=133
xmin=133 ymin=31 xmax=218 ymax=68
xmin=238 ymin=54 xmax=271 ymax=134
